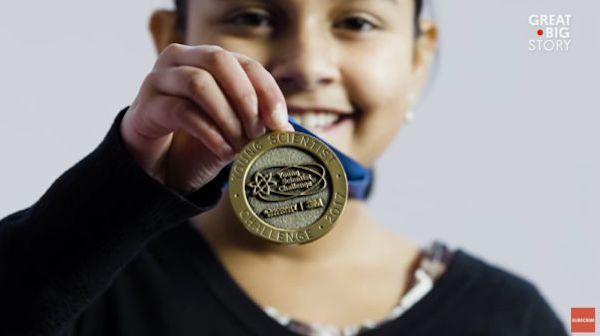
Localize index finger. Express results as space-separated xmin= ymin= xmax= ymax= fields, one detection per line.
xmin=155 ymin=44 xmax=269 ymax=138
xmin=231 ymin=52 xmax=294 ymax=132
xmin=155 ymin=44 xmax=293 ymax=132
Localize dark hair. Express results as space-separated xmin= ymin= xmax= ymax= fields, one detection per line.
xmin=174 ymin=0 xmax=425 ymax=37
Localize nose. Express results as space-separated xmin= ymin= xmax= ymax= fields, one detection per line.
xmin=267 ymin=22 xmax=340 ymax=92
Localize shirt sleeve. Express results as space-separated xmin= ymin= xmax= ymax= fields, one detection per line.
xmin=523 ymin=286 xmax=569 ymax=336
xmin=0 ymin=106 xmax=228 ymax=336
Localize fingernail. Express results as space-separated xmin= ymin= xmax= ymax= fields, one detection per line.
xmin=250 ymin=119 xmax=266 ymax=138
xmin=220 ymin=143 xmax=235 ymax=159
xmin=285 ymin=122 xmax=295 ymax=132
xmin=273 ymin=102 xmax=288 ymax=128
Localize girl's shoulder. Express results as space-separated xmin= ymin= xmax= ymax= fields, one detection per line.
xmin=439 ymin=245 xmax=567 ymax=333
xmin=447 ymin=245 xmax=543 ymax=299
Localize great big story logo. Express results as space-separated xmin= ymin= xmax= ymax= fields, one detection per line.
xmin=528 ymin=14 xmax=572 ymax=52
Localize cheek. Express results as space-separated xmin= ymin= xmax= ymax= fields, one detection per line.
xmin=216 ymin=37 xmax=272 ymax=62
xmin=186 ymin=30 xmax=272 ymax=62
xmin=345 ymin=44 xmax=412 ymax=113
xmin=342 ymin=43 xmax=413 ymax=164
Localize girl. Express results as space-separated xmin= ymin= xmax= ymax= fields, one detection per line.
xmin=0 ymin=0 xmax=567 ymax=335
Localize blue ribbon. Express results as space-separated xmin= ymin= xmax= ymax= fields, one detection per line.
xmin=286 ymin=116 xmax=373 ymax=200
xmin=217 ymin=116 xmax=373 ymax=200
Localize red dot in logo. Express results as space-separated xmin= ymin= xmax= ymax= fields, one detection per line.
xmin=537 ymin=29 xmax=544 ymax=36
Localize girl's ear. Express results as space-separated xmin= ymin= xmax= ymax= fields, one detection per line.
xmin=410 ymin=20 xmax=438 ymax=100
xmin=149 ymin=9 xmax=184 ymax=54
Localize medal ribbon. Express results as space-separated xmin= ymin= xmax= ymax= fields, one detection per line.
xmin=215 ymin=116 xmax=374 ymax=200
xmin=286 ymin=116 xmax=373 ymax=200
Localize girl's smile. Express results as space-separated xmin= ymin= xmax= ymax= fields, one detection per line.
xmin=175 ymin=0 xmax=437 ymax=166
xmin=287 ymin=105 xmax=353 ymax=131
xmin=286 ymin=102 xmax=355 ymax=145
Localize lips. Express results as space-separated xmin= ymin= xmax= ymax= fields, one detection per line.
xmin=287 ymin=105 xmax=353 ymax=131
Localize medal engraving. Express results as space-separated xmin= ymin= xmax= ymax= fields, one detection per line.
xmin=229 ymin=131 xmax=348 ymax=245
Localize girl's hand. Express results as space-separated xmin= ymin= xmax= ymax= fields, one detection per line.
xmin=120 ymin=43 xmax=294 ymax=194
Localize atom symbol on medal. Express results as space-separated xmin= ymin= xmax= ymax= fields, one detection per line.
xmin=248 ymin=171 xmax=278 ymax=198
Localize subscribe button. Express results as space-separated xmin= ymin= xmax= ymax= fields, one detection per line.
xmin=571 ymin=307 xmax=596 ymax=333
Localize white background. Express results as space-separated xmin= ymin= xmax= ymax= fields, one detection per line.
xmin=1 ymin=0 xmax=598 ymax=326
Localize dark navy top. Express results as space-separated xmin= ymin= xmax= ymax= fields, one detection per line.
xmin=0 ymin=107 xmax=568 ymax=336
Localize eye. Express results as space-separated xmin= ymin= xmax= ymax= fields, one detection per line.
xmin=226 ymin=10 xmax=273 ymax=28
xmin=334 ymin=16 xmax=378 ymax=32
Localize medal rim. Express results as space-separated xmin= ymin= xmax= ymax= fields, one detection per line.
xmin=228 ymin=131 xmax=348 ymax=245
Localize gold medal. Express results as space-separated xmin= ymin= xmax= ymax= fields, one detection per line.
xmin=228 ymin=131 xmax=348 ymax=245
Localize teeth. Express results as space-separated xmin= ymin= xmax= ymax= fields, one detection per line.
xmin=290 ymin=112 xmax=340 ymax=130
